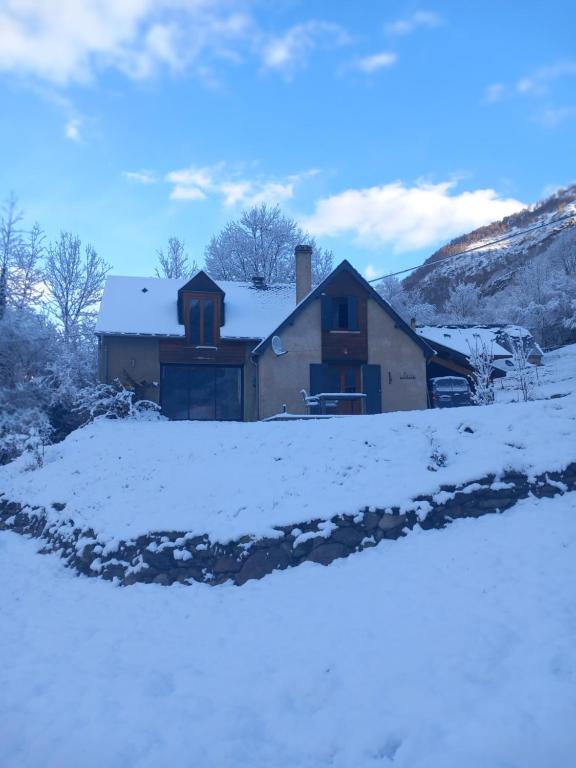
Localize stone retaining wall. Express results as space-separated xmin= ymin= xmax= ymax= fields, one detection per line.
xmin=1 ymin=462 xmax=575 ymax=587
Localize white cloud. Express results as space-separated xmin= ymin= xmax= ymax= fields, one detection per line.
xmin=516 ymin=61 xmax=576 ymax=95
xmin=64 ymin=118 xmax=81 ymax=141
xmin=484 ymin=83 xmax=506 ymax=103
xmin=363 ymin=264 xmax=380 ymax=280
xmin=533 ymin=106 xmax=576 ymax=129
xmin=0 ymin=0 xmax=254 ymax=85
xmin=302 ymin=180 xmax=525 ymax=252
xmin=385 ymin=11 xmax=443 ymax=36
xmin=261 ymin=20 xmax=350 ymax=77
xmin=355 ymin=51 xmax=397 ymax=74
xmin=164 ymin=163 xmax=317 ymax=207
xmin=122 ymin=170 xmax=158 ymax=184
xmin=170 ymin=185 xmax=208 ymax=201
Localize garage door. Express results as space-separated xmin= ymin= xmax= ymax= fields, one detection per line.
xmin=161 ymin=365 xmax=243 ymax=421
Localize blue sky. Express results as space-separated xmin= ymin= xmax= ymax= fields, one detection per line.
xmin=0 ymin=0 xmax=574 ymax=279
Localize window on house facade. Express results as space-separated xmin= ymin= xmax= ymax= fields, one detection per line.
xmin=321 ymin=295 xmax=359 ymax=331
xmin=188 ymin=297 xmax=217 ymax=346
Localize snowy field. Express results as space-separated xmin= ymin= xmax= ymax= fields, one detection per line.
xmin=1 ymin=344 xmax=575 ymax=544
xmin=496 ymin=342 xmax=576 ymax=403
xmin=1 ymin=493 xmax=576 ymax=768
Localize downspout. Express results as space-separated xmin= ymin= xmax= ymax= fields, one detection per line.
xmin=250 ymin=352 xmax=260 ymax=421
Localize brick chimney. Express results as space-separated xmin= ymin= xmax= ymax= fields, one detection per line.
xmin=295 ymin=244 xmax=312 ymax=304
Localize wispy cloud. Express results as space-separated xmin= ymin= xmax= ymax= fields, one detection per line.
xmin=385 ymin=11 xmax=443 ymax=36
xmin=533 ymin=106 xmax=576 ymax=128
xmin=261 ymin=20 xmax=350 ymax=78
xmin=516 ymin=61 xmax=576 ymax=95
xmin=0 ymin=1 xmax=254 ymax=85
xmin=483 ymin=82 xmax=506 ymax=103
xmin=64 ymin=117 xmax=82 ymax=142
xmin=302 ymin=180 xmax=524 ymax=252
xmin=122 ymin=170 xmax=158 ymax=185
xmin=162 ymin=163 xmax=319 ymax=207
xmin=354 ymin=51 xmax=397 ymax=74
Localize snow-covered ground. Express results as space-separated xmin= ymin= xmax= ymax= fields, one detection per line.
xmin=1 ymin=493 xmax=576 ymax=768
xmin=1 ymin=346 xmax=575 ymax=544
xmin=496 ymin=342 xmax=576 ymax=403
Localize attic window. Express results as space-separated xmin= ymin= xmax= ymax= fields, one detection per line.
xmin=188 ymin=297 xmax=216 ymax=346
xmin=141 ymin=287 xmax=149 ymax=293
xmin=443 ymin=333 xmax=451 ymax=338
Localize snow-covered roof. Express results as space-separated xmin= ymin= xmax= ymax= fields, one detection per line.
xmin=95 ymin=275 xmax=296 ymax=340
xmin=417 ymin=326 xmax=511 ymax=358
xmin=417 ymin=324 xmax=544 ymax=360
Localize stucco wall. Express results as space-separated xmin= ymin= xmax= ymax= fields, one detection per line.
xmin=366 ymin=299 xmax=428 ymax=412
xmin=258 ymin=299 xmax=322 ymax=419
xmin=100 ymin=335 xmax=161 ymax=404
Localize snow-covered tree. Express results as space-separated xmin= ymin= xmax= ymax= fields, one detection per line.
xmin=377 ymin=275 xmax=439 ymax=324
xmin=506 ymin=334 xmax=535 ymax=402
xmin=0 ymin=307 xmax=56 ymax=388
xmin=444 ymin=282 xmax=482 ymax=323
xmin=45 ymin=232 xmax=110 ymax=344
xmin=0 ymin=193 xmax=24 ymax=318
xmin=467 ymin=338 xmax=495 ymax=405
xmin=155 ymin=237 xmax=198 ymax=279
xmin=11 ymin=223 xmax=45 ymax=309
xmin=205 ymin=203 xmax=333 ymax=285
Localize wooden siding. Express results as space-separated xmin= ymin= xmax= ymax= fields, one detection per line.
xmin=159 ymin=337 xmax=251 ymax=365
xmin=321 ymin=270 xmax=368 ymax=363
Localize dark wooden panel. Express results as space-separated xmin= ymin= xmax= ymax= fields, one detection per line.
xmin=321 ymin=269 xmax=368 ymax=362
xmin=159 ymin=338 xmax=249 ymax=365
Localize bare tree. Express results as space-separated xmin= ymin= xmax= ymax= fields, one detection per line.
xmin=155 ymin=236 xmax=198 ymax=279
xmin=506 ymin=335 xmax=535 ymax=402
xmin=0 ymin=193 xmax=24 ymax=318
xmin=467 ymin=338 xmax=495 ymax=405
xmin=205 ymin=203 xmax=333 ymax=285
xmin=45 ymin=232 xmax=111 ymax=344
xmin=11 ymin=223 xmax=45 ymax=309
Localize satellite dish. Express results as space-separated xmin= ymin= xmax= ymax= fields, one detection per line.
xmin=272 ymin=335 xmax=288 ymax=356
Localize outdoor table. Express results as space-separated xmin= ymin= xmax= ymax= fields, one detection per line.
xmin=313 ymin=392 xmax=367 ymax=415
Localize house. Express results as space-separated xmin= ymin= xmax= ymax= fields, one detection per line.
xmin=95 ymin=247 xmax=434 ymax=420
xmin=416 ymin=324 xmax=543 ymax=383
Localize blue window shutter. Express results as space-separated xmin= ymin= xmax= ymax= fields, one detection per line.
xmin=362 ymin=364 xmax=381 ymax=414
xmin=348 ymin=295 xmax=359 ymax=331
xmin=321 ymin=295 xmax=332 ymax=331
xmin=310 ymin=364 xmax=328 ymax=395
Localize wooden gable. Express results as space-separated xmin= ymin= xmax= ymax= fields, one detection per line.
xmin=177 ymin=271 xmax=225 ymax=326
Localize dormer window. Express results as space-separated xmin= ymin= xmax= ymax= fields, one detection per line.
xmin=188 ymin=297 xmax=216 ymax=346
xmin=177 ymin=271 xmax=225 ymax=344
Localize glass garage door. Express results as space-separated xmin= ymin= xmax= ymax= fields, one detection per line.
xmin=161 ymin=365 xmax=243 ymax=421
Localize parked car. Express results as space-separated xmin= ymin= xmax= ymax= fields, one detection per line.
xmin=429 ymin=376 xmax=473 ymax=408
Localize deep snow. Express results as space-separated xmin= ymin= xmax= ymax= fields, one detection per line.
xmin=1 ymin=493 xmax=576 ymax=768
xmin=1 ymin=345 xmax=575 ymax=543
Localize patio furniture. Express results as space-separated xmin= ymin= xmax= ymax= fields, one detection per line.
xmin=301 ymin=390 xmax=367 ymax=415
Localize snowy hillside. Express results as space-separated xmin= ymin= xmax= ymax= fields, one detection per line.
xmin=1 ymin=346 xmax=576 ymax=767
xmin=404 ymin=184 xmax=576 ymax=307
xmin=1 ymin=346 xmax=575 ymax=544
xmin=1 ymin=492 xmax=575 ymax=768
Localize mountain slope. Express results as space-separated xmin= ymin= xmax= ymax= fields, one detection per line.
xmin=404 ymin=184 xmax=576 ymax=306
